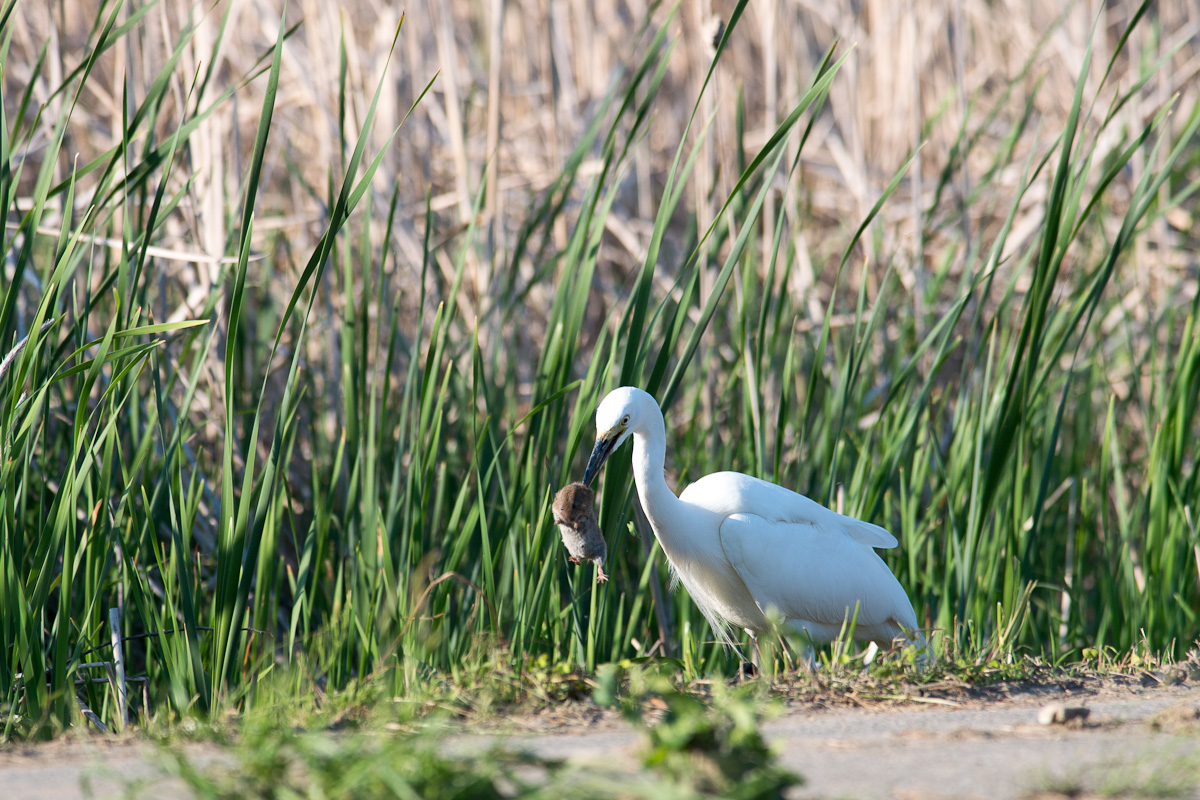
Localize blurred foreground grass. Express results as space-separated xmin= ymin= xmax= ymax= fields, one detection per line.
xmin=1 ymin=0 xmax=1199 ymax=738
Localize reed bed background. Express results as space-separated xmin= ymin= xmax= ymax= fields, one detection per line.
xmin=1 ymin=0 xmax=1198 ymax=736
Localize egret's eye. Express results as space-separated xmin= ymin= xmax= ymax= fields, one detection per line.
xmin=621 ymin=414 xmax=630 ymax=427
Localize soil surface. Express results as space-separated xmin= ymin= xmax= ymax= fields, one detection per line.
xmin=2 ymin=676 xmax=1198 ymax=799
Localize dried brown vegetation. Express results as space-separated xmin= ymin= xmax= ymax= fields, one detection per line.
xmin=9 ymin=1 xmax=1198 ymax=349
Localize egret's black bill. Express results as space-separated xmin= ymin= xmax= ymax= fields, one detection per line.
xmin=583 ymin=435 xmax=616 ymax=486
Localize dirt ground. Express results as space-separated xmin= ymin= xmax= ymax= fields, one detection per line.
xmin=473 ymin=673 xmax=1200 ymax=799
xmin=1 ymin=676 xmax=1198 ymax=799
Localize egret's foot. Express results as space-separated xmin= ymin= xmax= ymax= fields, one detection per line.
xmin=737 ymin=660 xmax=758 ymax=681
xmin=907 ymin=632 xmax=935 ymax=671
xmin=797 ymin=645 xmax=818 ymax=675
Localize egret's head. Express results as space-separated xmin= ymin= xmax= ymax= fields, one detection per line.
xmin=583 ymin=387 xmax=648 ymax=485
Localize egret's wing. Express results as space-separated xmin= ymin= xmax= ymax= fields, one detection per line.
xmin=681 ymin=472 xmax=898 ymax=549
xmin=718 ymin=512 xmax=916 ymax=629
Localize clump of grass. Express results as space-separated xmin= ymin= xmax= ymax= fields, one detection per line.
xmin=156 ymin=716 xmax=558 ymax=800
xmin=596 ymin=664 xmax=801 ymax=800
xmin=1031 ymin=745 xmax=1200 ymax=800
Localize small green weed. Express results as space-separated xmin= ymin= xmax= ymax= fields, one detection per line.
xmin=158 ymin=718 xmax=558 ymax=800
xmin=597 ymin=664 xmax=802 ymax=799
xmin=1031 ymin=745 xmax=1200 ymax=799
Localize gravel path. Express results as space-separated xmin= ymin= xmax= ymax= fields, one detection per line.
xmin=479 ymin=682 xmax=1200 ymax=799
xmin=2 ymin=682 xmax=1197 ymax=799
xmin=767 ymin=690 xmax=1200 ymax=798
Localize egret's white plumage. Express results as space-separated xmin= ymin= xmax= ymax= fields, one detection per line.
xmin=583 ymin=386 xmax=919 ymax=651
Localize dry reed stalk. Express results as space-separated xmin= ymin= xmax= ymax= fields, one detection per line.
xmin=4 ymin=0 xmax=1197 ymax=407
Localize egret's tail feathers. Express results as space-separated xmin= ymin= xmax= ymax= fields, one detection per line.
xmin=841 ymin=516 xmax=900 ymax=549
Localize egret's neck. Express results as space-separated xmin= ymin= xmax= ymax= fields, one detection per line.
xmin=630 ymin=414 xmax=683 ymax=531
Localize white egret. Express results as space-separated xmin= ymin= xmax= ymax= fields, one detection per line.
xmin=582 ymin=386 xmax=920 ymax=661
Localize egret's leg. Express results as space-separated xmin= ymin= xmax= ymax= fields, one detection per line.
xmin=909 ymin=631 xmax=934 ymax=671
xmin=798 ymin=643 xmax=817 ymax=674
xmin=785 ymin=628 xmax=817 ymax=673
xmin=737 ymin=633 xmax=759 ymax=681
